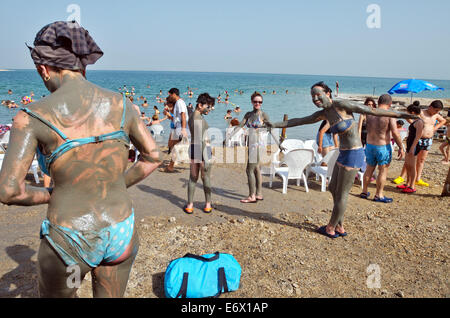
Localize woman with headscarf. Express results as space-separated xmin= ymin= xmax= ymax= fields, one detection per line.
xmin=0 ymin=21 xmax=161 ymax=297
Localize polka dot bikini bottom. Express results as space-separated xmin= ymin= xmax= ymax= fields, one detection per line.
xmin=40 ymin=210 xmax=135 ymax=268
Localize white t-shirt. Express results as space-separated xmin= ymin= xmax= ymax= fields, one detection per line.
xmin=173 ymin=98 xmax=189 ymax=132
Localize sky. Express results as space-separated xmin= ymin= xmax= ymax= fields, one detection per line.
xmin=1 ymin=0 xmax=450 ymax=79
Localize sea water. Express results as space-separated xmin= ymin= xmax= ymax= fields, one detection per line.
xmin=1 ymin=70 xmax=449 ymax=143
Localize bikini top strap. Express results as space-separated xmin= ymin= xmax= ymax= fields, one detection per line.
xmin=120 ymin=94 xmax=127 ymax=129
xmin=21 ymin=108 xmax=69 ymax=141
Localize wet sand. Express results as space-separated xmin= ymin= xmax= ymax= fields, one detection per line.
xmin=0 ymin=143 xmax=448 ymax=298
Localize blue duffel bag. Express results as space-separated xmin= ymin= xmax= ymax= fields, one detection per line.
xmin=164 ymin=252 xmax=242 ymax=298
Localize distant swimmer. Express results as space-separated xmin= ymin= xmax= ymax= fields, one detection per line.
xmin=234 ymin=106 xmax=241 ymax=113
xmin=8 ymin=89 xmax=13 ymax=95
xmin=224 ymin=109 xmax=233 ymax=120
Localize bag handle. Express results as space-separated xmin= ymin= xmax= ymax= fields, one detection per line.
xmin=176 ymin=273 xmax=189 ymax=298
xmin=183 ymin=252 xmax=220 ymax=262
xmin=214 ymin=267 xmax=229 ymax=298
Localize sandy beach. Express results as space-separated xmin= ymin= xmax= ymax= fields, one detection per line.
xmin=0 ymin=141 xmax=448 ymax=298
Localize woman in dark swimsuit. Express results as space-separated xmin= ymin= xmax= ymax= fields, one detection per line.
xmin=268 ymin=82 xmax=417 ymax=238
xmin=0 ymin=22 xmax=161 ymax=297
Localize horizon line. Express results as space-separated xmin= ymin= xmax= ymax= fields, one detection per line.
xmin=2 ymin=68 xmax=450 ymax=82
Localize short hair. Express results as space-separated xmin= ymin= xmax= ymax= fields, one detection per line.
xmin=396 ymin=120 xmax=404 ymax=126
xmin=196 ymin=93 xmax=211 ymax=107
xmin=230 ymin=118 xmax=240 ymax=126
xmin=168 ymin=88 xmax=180 ymax=96
xmin=311 ymin=81 xmax=333 ymax=96
xmin=207 ymin=95 xmax=216 ymax=106
xmin=430 ymin=100 xmax=443 ymax=109
xmin=251 ymin=91 xmax=263 ymax=102
xmin=378 ymin=94 xmax=392 ymax=106
xmin=227 ymin=110 xmax=232 ymax=113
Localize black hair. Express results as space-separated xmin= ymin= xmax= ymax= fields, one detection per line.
xmin=311 ymin=81 xmax=333 ymax=96
xmin=364 ymin=97 xmax=377 ymax=108
xmin=407 ymin=102 xmax=421 ymax=115
xmin=196 ymin=93 xmax=211 ymax=108
xmin=378 ymin=94 xmax=392 ymax=106
xmin=396 ymin=120 xmax=404 ymax=126
xmin=168 ymin=88 xmax=180 ymax=96
xmin=430 ymin=100 xmax=443 ymax=109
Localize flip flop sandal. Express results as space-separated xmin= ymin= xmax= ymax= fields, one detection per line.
xmin=396 ymin=184 xmax=407 ymax=190
xmin=240 ymin=199 xmax=257 ymax=204
xmin=402 ymin=187 xmax=417 ymax=193
xmin=359 ymin=192 xmax=370 ymax=199
xmin=203 ymin=207 xmax=213 ymax=213
xmin=335 ymin=231 xmax=348 ymax=237
xmin=317 ymin=226 xmax=339 ymax=239
xmin=373 ymin=196 xmax=393 ymax=203
xmin=183 ymin=205 xmax=194 ymax=214
xmin=256 ymin=197 xmax=264 ymax=201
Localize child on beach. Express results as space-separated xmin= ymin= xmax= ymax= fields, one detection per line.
xmin=439 ymin=117 xmax=450 ymax=164
xmin=393 ymin=100 xmax=446 ymax=187
xmin=396 ymin=103 xmax=423 ymax=193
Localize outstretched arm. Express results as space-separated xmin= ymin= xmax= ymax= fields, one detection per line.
xmin=268 ymin=110 xmax=325 ymax=129
xmin=335 ymin=99 xmax=418 ymax=120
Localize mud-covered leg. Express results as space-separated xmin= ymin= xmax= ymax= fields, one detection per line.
xmin=91 ymin=231 xmax=139 ymax=298
xmin=37 ymin=229 xmax=91 ymax=298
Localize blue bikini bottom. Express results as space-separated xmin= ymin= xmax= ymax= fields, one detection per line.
xmin=40 ymin=210 xmax=135 ymax=268
xmin=336 ymin=148 xmax=366 ymax=170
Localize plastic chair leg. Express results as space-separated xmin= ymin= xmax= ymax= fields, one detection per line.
xmin=282 ymin=175 xmax=287 ymax=194
xmin=320 ymin=175 xmax=326 ymax=192
xmin=303 ymin=174 xmax=309 ymax=193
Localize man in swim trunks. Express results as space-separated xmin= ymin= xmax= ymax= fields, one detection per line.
xmin=360 ymin=94 xmax=405 ymax=203
xmin=161 ymin=88 xmax=189 ymax=172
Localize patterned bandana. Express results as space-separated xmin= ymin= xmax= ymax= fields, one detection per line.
xmin=27 ymin=21 xmax=103 ymax=70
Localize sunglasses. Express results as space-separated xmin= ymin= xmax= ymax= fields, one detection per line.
xmin=252 ymin=101 xmax=263 ymax=104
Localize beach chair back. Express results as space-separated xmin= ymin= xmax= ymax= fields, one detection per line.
xmin=282 ymin=149 xmax=314 ymax=179
xmin=280 ymin=139 xmax=304 ymax=153
xmin=323 ymin=149 xmax=340 ymax=178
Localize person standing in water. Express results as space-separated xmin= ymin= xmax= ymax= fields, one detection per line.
xmin=0 ymin=21 xmax=161 ymax=297
xmin=267 ymin=82 xmax=417 ymax=238
xmin=184 ymin=93 xmax=215 ymax=214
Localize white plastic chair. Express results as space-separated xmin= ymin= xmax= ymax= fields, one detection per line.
xmin=270 ymin=149 xmax=314 ymax=194
xmin=0 ymin=153 xmax=41 ymax=184
xmin=263 ymin=139 xmax=305 ymax=176
xmin=226 ymin=127 xmax=245 ymax=147
xmin=0 ymin=130 xmax=10 ymax=152
xmin=305 ymin=148 xmax=339 ymax=192
xmin=303 ymin=139 xmax=322 ymax=163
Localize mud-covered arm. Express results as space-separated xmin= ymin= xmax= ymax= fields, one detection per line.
xmin=268 ymin=110 xmax=325 ymax=128
xmin=261 ymin=113 xmax=283 ymax=150
xmin=125 ymin=103 xmax=162 ymax=188
xmin=335 ymin=99 xmax=418 ymax=120
xmin=0 ymin=111 xmax=51 ymax=206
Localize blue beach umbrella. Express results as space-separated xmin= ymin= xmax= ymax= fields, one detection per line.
xmin=388 ymin=79 xmax=444 ymax=102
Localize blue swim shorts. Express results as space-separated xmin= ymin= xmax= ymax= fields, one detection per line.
xmin=365 ymin=143 xmax=392 ymax=166
xmin=316 ymin=132 xmax=334 ymax=149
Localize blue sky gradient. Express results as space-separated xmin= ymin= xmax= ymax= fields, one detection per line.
xmin=1 ymin=0 xmax=449 ymax=79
